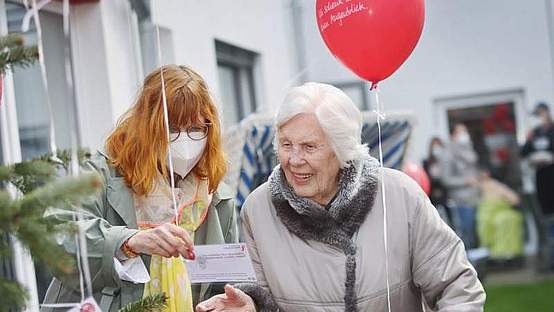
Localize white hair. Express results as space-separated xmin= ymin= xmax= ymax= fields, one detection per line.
xmin=275 ymin=82 xmax=369 ymax=167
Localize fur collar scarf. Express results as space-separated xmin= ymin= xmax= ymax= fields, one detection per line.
xmin=269 ymin=155 xmax=380 ymax=311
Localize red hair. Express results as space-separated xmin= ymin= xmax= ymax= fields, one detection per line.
xmin=106 ymin=65 xmax=226 ymax=196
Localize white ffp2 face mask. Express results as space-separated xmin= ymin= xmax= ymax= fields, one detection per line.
xmin=455 ymin=132 xmax=471 ymax=145
xmin=168 ymin=132 xmax=207 ymax=178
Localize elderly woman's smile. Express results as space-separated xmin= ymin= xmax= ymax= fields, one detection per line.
xmin=277 ymin=113 xmax=341 ymax=206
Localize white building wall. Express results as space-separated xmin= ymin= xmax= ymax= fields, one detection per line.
xmin=70 ymin=3 xmax=115 ymax=151
xmin=69 ymin=0 xmax=299 ymax=150
xmin=98 ymin=0 xmax=141 ymax=123
xmin=153 ymin=0 xmax=298 ymax=116
xmin=71 ymin=1 xmax=146 ymax=150
xmin=298 ymin=0 xmax=554 ymax=161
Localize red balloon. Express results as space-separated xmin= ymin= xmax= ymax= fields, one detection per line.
xmin=402 ymin=161 xmax=431 ymax=195
xmin=316 ymin=0 xmax=425 ymax=84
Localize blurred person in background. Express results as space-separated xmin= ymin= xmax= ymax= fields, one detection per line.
xmin=521 ymin=102 xmax=554 ymax=271
xmin=521 ymin=102 xmax=554 ymax=216
xmin=423 ymin=137 xmax=451 ymax=224
xmin=477 ymin=166 xmax=523 ymax=261
xmin=441 ymin=124 xmax=480 ymax=249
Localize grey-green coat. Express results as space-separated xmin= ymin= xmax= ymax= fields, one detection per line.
xmin=41 ymin=152 xmax=238 ymax=311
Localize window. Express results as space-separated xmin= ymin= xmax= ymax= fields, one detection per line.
xmin=137 ymin=22 xmax=174 ymax=76
xmin=215 ymin=40 xmax=258 ymax=128
xmin=128 ymin=2 xmax=175 ymax=84
xmin=447 ymin=102 xmax=522 ymax=189
xmin=6 ymin=1 xmax=77 ymax=160
xmin=434 ymin=89 xmax=527 ymax=190
xmin=334 ymin=81 xmax=370 ymax=110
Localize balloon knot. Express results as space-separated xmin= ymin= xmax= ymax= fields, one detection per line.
xmin=372 ymin=109 xmax=386 ymax=121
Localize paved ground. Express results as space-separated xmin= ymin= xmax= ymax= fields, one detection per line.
xmin=484 ymin=257 xmax=554 ymax=285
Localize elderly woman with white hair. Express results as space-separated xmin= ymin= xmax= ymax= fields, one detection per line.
xmin=196 ymin=82 xmax=485 ymax=312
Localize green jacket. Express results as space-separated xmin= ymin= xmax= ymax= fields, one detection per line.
xmin=41 ymin=152 xmax=238 ymax=311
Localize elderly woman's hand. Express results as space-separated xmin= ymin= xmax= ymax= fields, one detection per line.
xmin=126 ymin=223 xmax=194 ymax=258
xmin=196 ymin=284 xmax=256 ymax=312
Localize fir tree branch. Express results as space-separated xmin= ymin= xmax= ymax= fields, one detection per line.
xmin=2 ymin=173 xmax=102 ymax=276
xmin=118 ymin=294 xmax=168 ymax=312
xmin=0 ymin=166 xmax=11 ymax=183
xmin=0 ymin=277 xmax=28 ymax=312
xmin=11 ymin=160 xmax=55 ymax=194
xmin=16 ymin=220 xmax=75 ymax=276
xmin=0 ymin=159 xmax=54 ymax=193
xmin=18 ymin=173 xmax=102 ymax=215
xmin=0 ymin=148 xmax=96 ymax=310
xmin=38 ymin=148 xmax=92 ymax=172
xmin=0 ymin=45 xmax=39 ymax=75
xmin=13 ymin=159 xmax=54 ymax=178
xmin=0 ymin=33 xmax=24 ymax=50
xmin=0 ymin=191 xmax=15 ymax=229
xmin=0 ymin=238 xmax=11 ymax=257
xmin=0 ymin=148 xmax=91 ymax=194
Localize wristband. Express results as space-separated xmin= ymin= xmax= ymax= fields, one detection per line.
xmin=121 ymin=237 xmax=139 ymax=258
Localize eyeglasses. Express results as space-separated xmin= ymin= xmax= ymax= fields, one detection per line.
xmin=170 ymin=123 xmax=211 ymax=141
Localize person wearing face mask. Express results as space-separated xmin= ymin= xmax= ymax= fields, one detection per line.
xmin=521 ymin=102 xmax=554 ymax=216
xmin=440 ymin=124 xmax=480 ymax=249
xmin=42 ymin=65 xmax=238 ymax=311
xmin=423 ymin=137 xmax=452 ymax=225
xmin=423 ymin=137 xmax=448 ymax=207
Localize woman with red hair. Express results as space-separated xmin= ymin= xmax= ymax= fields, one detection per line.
xmin=42 ymin=65 xmax=237 ymax=311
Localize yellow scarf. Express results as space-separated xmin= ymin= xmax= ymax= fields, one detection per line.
xmin=134 ymin=174 xmax=210 ymax=312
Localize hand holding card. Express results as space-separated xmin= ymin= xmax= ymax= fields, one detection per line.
xmin=186 ymin=243 xmax=257 ymax=284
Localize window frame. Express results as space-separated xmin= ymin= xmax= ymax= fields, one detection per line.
xmin=330 ymin=80 xmax=371 ymax=111
xmin=433 ymin=89 xmax=527 ymax=145
xmin=215 ymin=39 xmax=259 ymax=126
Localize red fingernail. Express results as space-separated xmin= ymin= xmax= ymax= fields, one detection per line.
xmin=188 ymin=251 xmax=196 ymax=260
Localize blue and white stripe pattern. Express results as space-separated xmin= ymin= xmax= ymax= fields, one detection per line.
xmin=233 ymin=113 xmax=413 ymax=208
xmin=362 ymin=120 xmax=412 ymax=169
xmin=236 ymin=124 xmax=276 ymax=207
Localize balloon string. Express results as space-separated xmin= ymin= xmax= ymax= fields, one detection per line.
xmin=60 ymin=0 xmax=85 ymax=301
xmin=21 ymin=0 xmax=49 ymax=33
xmin=73 ymin=216 xmax=85 ymax=302
xmin=40 ymin=303 xmax=80 ymax=308
xmin=30 ymin=0 xmax=59 ymax=160
xmin=152 ymin=5 xmax=179 ymax=226
xmin=61 ymin=0 xmax=94 ymax=300
xmin=372 ymin=86 xmax=391 ymax=312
